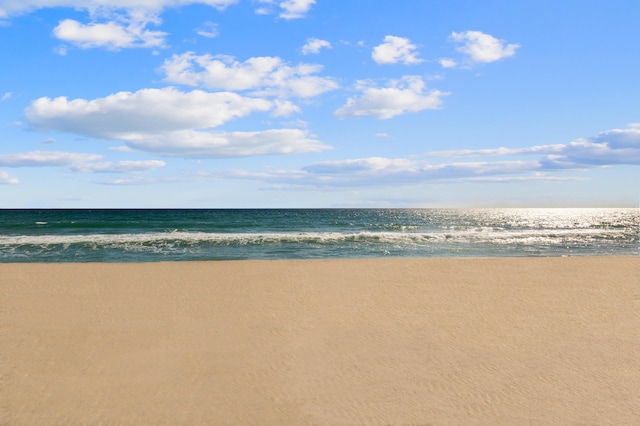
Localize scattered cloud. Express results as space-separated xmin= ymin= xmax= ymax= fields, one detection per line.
xmin=253 ymin=0 xmax=315 ymax=19
xmin=0 ymin=150 xmax=167 ymax=175
xmin=2 ymin=1 xmax=239 ymax=50
xmin=211 ymin=124 xmax=640 ymax=188
xmin=301 ymin=37 xmax=331 ymax=55
xmin=123 ymin=129 xmax=330 ymax=158
xmin=254 ymin=7 xmax=271 ymax=15
xmin=540 ymin=126 xmax=640 ymax=168
xmin=334 ymin=76 xmax=448 ymax=119
xmin=427 ymin=124 xmax=640 ymax=169
xmin=372 ymin=35 xmax=423 ymax=65
xmin=195 ymin=21 xmax=219 ymax=38
xmin=426 ymin=145 xmax=567 ymax=158
xmin=438 ymin=58 xmax=457 ymax=68
xmin=1 ymin=92 xmax=11 ymax=101
xmin=71 ymin=160 xmax=166 ymax=173
xmin=0 ymin=150 xmax=102 ymax=167
xmin=25 ymin=87 xmax=274 ymax=139
xmin=375 ymin=133 xmax=390 ymax=138
xmin=53 ymin=16 xmax=166 ymax=50
xmin=451 ymin=31 xmax=519 ymax=63
xmin=161 ymin=52 xmax=339 ymax=98
xmin=54 ymin=44 xmax=68 ymax=55
xmin=24 ymin=88 xmax=331 ymax=158
xmin=0 ymin=1 xmax=239 ymax=19
xmin=0 ymin=170 xmax=19 ymax=184
xmin=279 ymin=0 xmax=315 ymax=19
xmin=108 ymin=145 xmax=133 ymax=152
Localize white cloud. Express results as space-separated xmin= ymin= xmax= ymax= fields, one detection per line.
xmin=213 ymin=124 xmax=640 ymax=188
xmin=301 ymin=37 xmax=331 ymax=55
xmin=124 ymin=129 xmax=330 ymax=158
xmin=540 ymin=137 xmax=640 ymax=169
xmin=195 ymin=21 xmax=218 ymax=38
xmin=252 ymin=0 xmax=314 ymax=19
xmin=54 ymin=44 xmax=68 ymax=55
xmin=0 ymin=1 xmax=239 ymax=19
xmin=217 ymin=157 xmax=542 ymax=188
xmin=371 ymin=35 xmax=423 ymax=65
xmin=108 ymin=145 xmax=133 ymax=152
xmin=1 ymin=92 xmax=11 ymax=101
xmin=24 ymin=88 xmax=330 ymax=158
xmin=438 ymin=58 xmax=457 ymax=68
xmin=451 ymin=31 xmax=519 ymax=63
xmin=427 ymin=124 xmax=640 ymax=168
xmin=25 ymin=87 xmax=273 ymax=139
xmin=279 ymin=0 xmax=315 ymax=19
xmin=254 ymin=7 xmax=271 ymax=15
xmin=161 ymin=52 xmax=338 ymax=98
xmin=426 ymin=144 xmax=567 ymax=158
xmin=334 ymin=76 xmax=448 ymax=120
xmin=0 ymin=150 xmax=102 ymax=167
xmin=71 ymin=160 xmax=166 ymax=173
xmin=53 ymin=17 xmax=166 ymax=49
xmin=0 ymin=170 xmax=19 ymax=184
xmin=0 ymin=150 xmax=167 ymax=174
xmin=2 ymin=1 xmax=239 ymax=50
xmin=271 ymin=99 xmax=301 ymax=116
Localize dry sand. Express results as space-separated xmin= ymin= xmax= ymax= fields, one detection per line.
xmin=1 ymin=257 xmax=639 ymax=425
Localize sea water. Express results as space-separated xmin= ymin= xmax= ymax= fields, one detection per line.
xmin=0 ymin=208 xmax=637 ymax=262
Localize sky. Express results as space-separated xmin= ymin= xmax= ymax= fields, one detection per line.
xmin=1 ymin=0 xmax=639 ymax=208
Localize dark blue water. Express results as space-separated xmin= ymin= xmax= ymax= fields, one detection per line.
xmin=0 ymin=208 xmax=638 ymax=262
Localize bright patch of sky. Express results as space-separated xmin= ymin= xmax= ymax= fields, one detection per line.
xmin=1 ymin=0 xmax=639 ymax=207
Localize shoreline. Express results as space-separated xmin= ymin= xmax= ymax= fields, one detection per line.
xmin=2 ymin=256 xmax=639 ymax=424
xmin=1 ymin=253 xmax=638 ymax=264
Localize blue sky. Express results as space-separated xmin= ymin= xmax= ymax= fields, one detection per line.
xmin=1 ymin=0 xmax=639 ymax=208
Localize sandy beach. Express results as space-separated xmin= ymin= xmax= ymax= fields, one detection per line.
xmin=1 ymin=257 xmax=639 ymax=425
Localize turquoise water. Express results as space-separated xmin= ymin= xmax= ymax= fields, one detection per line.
xmin=0 ymin=208 xmax=638 ymax=262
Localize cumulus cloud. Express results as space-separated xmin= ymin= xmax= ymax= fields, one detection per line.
xmin=451 ymin=31 xmax=519 ymax=63
xmin=24 ymin=88 xmax=330 ymax=158
xmin=438 ymin=58 xmax=457 ymax=68
xmin=161 ymin=52 xmax=338 ymax=98
xmin=372 ymin=36 xmax=423 ymax=65
xmin=0 ymin=1 xmax=239 ymax=19
xmin=213 ymin=124 xmax=640 ymax=188
xmin=334 ymin=76 xmax=448 ymax=119
xmin=53 ymin=17 xmax=166 ymax=49
xmin=1 ymin=1 xmax=238 ymax=49
xmin=25 ymin=87 xmax=273 ymax=139
xmin=279 ymin=0 xmax=315 ymax=19
xmin=252 ymin=0 xmax=314 ymax=19
xmin=301 ymin=37 xmax=331 ymax=55
xmin=0 ymin=170 xmax=19 ymax=184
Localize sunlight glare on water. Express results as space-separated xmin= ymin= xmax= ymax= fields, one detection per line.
xmin=0 ymin=208 xmax=637 ymax=262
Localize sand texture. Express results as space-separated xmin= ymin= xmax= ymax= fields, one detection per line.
xmin=2 ymin=257 xmax=639 ymax=425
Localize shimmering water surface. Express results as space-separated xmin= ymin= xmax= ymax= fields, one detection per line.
xmin=0 ymin=209 xmax=637 ymax=262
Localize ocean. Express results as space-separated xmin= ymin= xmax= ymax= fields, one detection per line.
xmin=0 ymin=208 xmax=638 ymax=262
